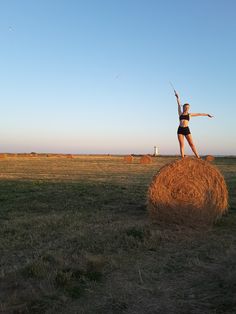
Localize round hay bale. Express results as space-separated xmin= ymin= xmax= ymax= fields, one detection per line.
xmin=66 ymin=154 xmax=74 ymax=159
xmin=0 ymin=153 xmax=7 ymax=159
xmin=46 ymin=154 xmax=59 ymax=157
xmin=206 ymin=155 xmax=215 ymax=162
xmin=148 ymin=157 xmax=228 ymax=226
xmin=140 ymin=155 xmax=152 ymax=164
xmin=124 ymin=155 xmax=133 ymax=163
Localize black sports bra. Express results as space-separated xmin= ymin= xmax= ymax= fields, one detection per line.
xmin=179 ymin=113 xmax=190 ymax=121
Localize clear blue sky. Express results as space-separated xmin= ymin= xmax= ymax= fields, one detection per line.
xmin=0 ymin=0 xmax=235 ymax=155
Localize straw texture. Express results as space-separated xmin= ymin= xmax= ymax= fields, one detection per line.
xmin=148 ymin=157 xmax=228 ymax=225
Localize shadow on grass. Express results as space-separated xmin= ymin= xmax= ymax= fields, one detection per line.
xmin=0 ymin=179 xmax=147 ymax=219
xmin=1 ymin=169 xmax=236 ymax=314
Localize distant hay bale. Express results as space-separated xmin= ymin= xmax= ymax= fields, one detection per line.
xmin=124 ymin=155 xmax=133 ymax=163
xmin=46 ymin=153 xmax=60 ymax=157
xmin=0 ymin=153 xmax=7 ymax=159
xmin=206 ymin=155 xmax=215 ymax=162
xmin=148 ymin=157 xmax=228 ymax=226
xmin=140 ymin=155 xmax=152 ymax=164
xmin=66 ymin=154 xmax=74 ymax=159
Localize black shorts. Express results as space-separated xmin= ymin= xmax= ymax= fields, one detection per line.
xmin=177 ymin=126 xmax=191 ymax=136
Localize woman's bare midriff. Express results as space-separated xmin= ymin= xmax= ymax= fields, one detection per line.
xmin=179 ymin=120 xmax=189 ymax=127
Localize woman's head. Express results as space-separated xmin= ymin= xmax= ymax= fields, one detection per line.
xmin=183 ymin=103 xmax=190 ymax=112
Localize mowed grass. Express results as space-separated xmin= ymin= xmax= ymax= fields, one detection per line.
xmin=0 ymin=155 xmax=236 ymax=314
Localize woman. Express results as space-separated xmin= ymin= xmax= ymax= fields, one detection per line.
xmin=175 ymin=91 xmax=213 ymax=158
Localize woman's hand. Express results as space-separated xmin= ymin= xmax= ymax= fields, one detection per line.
xmin=208 ymin=114 xmax=214 ymax=118
xmin=175 ymin=91 xmax=179 ymax=98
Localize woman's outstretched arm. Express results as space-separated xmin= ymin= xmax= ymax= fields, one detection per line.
xmin=175 ymin=91 xmax=182 ymax=116
xmin=190 ymin=113 xmax=214 ymax=118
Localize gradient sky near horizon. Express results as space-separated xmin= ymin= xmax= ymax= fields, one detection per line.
xmin=0 ymin=0 xmax=235 ymax=155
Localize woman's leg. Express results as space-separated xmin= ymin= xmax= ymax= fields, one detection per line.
xmin=185 ymin=134 xmax=200 ymax=158
xmin=177 ymin=134 xmax=185 ymax=158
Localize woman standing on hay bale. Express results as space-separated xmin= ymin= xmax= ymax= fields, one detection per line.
xmin=175 ymin=90 xmax=213 ymax=158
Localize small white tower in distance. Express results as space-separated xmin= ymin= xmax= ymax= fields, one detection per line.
xmin=154 ymin=146 xmax=159 ymax=156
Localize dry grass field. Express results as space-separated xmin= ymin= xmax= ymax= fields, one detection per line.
xmin=0 ymin=155 xmax=236 ymax=314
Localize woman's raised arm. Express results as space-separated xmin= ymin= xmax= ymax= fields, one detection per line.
xmin=190 ymin=113 xmax=214 ymax=118
xmin=175 ymin=91 xmax=182 ymax=116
